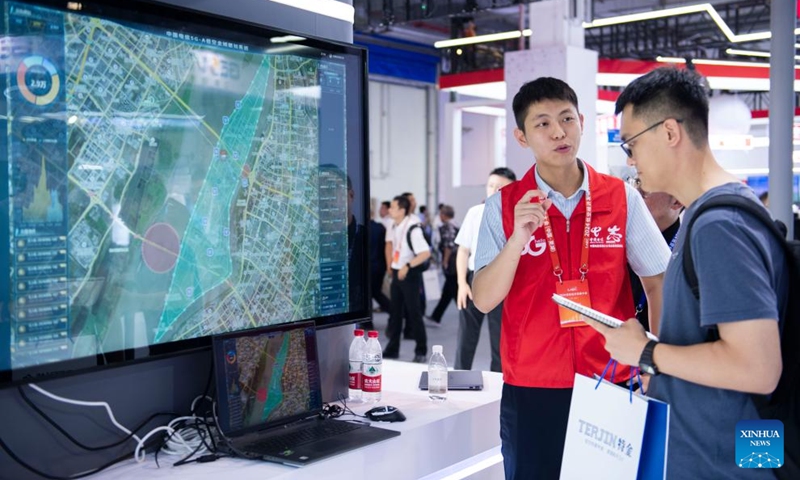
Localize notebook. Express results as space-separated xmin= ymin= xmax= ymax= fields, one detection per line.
xmin=418 ymin=370 xmax=484 ymax=391
xmin=212 ymin=321 xmax=399 ymax=467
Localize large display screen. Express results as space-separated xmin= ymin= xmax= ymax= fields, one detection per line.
xmin=0 ymin=0 xmax=370 ymax=384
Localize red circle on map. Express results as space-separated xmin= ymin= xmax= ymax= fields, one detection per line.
xmin=257 ymin=387 xmax=267 ymax=403
xmin=241 ymin=164 xmax=251 ymax=178
xmin=141 ymin=223 xmax=180 ymax=273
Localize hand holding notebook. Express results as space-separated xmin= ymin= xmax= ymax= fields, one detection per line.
xmin=551 ymin=294 xmax=658 ymax=341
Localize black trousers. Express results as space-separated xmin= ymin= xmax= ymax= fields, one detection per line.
xmin=370 ymin=269 xmax=390 ymax=313
xmin=500 ymin=384 xmax=573 ymax=480
xmin=455 ymin=270 xmax=502 ymax=372
xmin=430 ymin=272 xmax=457 ymax=322
xmin=384 ymin=268 xmax=427 ymax=357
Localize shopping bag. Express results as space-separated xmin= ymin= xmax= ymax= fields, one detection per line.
xmin=560 ymin=372 xmax=669 ymax=480
xmin=422 ymin=269 xmax=441 ymax=301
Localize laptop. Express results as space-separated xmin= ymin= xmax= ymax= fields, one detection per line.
xmin=212 ymin=321 xmax=399 ymax=467
xmin=418 ymin=370 xmax=484 ymax=391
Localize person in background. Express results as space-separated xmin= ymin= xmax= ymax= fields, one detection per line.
xmin=454 ymin=167 xmax=516 ymax=372
xmin=588 ymin=66 xmax=787 ymax=479
xmin=627 ymin=181 xmax=682 ymax=334
xmin=402 ymin=192 xmax=427 ymax=319
xmin=383 ymin=195 xmax=430 ymax=364
xmin=369 ymin=207 xmax=391 ymax=317
xmin=471 ymin=77 xmax=670 ymax=479
xmin=759 ymin=191 xmax=789 ymax=238
xmin=427 ymin=204 xmax=458 ymax=326
xmin=379 ymin=200 xmax=393 ymax=231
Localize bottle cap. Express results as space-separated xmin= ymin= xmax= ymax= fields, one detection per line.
xmin=354 ymin=329 xmax=364 ymax=336
xmin=367 ymin=330 xmax=379 ymax=338
xmin=432 ymin=345 xmax=443 ymax=354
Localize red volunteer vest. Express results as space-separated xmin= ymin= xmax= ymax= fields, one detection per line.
xmin=500 ymin=163 xmax=634 ymax=388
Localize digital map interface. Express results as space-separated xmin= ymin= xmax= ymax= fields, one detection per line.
xmin=220 ymin=327 xmax=321 ymax=431
xmin=5 ymin=2 xmax=350 ymax=368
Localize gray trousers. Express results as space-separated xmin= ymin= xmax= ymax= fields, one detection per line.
xmin=455 ymin=270 xmax=502 ymax=372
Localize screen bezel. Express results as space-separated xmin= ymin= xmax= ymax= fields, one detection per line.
xmin=0 ymin=0 xmax=371 ymax=387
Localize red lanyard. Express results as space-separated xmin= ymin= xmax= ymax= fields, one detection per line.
xmin=542 ymin=188 xmax=592 ymax=283
xmin=393 ymin=218 xmax=411 ymax=255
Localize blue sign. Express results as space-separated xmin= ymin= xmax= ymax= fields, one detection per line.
xmin=736 ymin=419 xmax=784 ymax=469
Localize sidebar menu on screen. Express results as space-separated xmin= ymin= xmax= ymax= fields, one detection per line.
xmin=317 ymin=56 xmax=348 ymax=316
xmin=8 ymin=4 xmax=71 ymax=367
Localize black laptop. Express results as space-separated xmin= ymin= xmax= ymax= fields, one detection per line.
xmin=212 ymin=321 xmax=399 ymax=467
xmin=418 ymin=370 xmax=484 ymax=391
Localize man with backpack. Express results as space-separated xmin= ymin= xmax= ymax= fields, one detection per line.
xmin=586 ymin=67 xmax=795 ymax=479
xmin=382 ymin=194 xmax=431 ymax=364
xmin=427 ymin=204 xmax=458 ymax=325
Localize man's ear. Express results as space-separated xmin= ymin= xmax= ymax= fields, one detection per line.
xmin=664 ymin=118 xmax=682 ymax=147
xmin=513 ymin=128 xmax=529 ymax=148
xmin=579 ymin=113 xmax=585 ymax=135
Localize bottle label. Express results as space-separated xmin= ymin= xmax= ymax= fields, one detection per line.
xmin=349 ymin=361 xmax=362 ymax=389
xmin=362 ymin=363 xmax=382 ymax=393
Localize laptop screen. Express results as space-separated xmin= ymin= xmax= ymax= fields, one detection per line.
xmin=213 ymin=321 xmax=323 ymax=436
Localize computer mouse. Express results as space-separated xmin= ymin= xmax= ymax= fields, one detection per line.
xmin=365 ymin=405 xmax=406 ymax=422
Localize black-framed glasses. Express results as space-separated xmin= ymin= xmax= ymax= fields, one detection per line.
xmin=619 ymin=119 xmax=683 ymax=158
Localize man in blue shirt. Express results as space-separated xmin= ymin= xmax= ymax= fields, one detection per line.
xmin=586 ymin=67 xmax=788 ymax=479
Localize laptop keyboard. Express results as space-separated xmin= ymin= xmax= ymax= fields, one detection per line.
xmin=249 ymin=420 xmax=363 ymax=453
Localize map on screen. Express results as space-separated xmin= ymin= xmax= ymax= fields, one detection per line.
xmin=4 ymin=1 xmax=355 ymax=370
xmin=219 ymin=326 xmax=320 ymax=431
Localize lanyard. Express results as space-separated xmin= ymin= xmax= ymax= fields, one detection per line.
xmin=393 ymin=218 xmax=412 ymax=257
xmin=542 ymin=188 xmax=592 ymax=283
xmin=636 ymin=229 xmax=679 ymax=312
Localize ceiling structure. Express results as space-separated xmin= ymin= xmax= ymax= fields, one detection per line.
xmin=354 ymin=0 xmax=780 ymax=64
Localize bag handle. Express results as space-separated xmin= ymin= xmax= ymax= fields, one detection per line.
xmin=595 ymin=359 xmax=642 ymax=403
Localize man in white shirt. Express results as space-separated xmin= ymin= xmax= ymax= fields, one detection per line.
xmin=383 ymin=195 xmax=431 ymax=363
xmin=454 ymin=167 xmax=516 ymax=372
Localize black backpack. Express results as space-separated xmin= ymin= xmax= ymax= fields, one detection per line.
xmin=406 ymin=223 xmax=432 ymax=272
xmin=682 ymin=194 xmax=800 ymax=479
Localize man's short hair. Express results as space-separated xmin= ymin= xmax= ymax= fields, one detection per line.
xmin=490 ymin=167 xmax=517 ymax=182
xmin=512 ymin=77 xmax=579 ymax=131
xmin=440 ymin=204 xmax=455 ymax=219
xmin=381 ymin=201 xmax=390 ymax=209
xmin=614 ymin=67 xmax=710 ymax=148
xmin=393 ymin=195 xmax=410 ymax=216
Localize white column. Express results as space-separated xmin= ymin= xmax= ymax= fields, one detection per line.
xmin=504 ymin=0 xmax=598 ymax=176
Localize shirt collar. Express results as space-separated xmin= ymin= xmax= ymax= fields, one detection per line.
xmin=534 ymin=159 xmax=589 ymax=201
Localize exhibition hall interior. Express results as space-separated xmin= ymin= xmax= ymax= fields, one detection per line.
xmin=0 ymin=0 xmax=797 ymax=479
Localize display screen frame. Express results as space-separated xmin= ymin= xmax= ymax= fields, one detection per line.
xmin=0 ymin=0 xmax=371 ymax=387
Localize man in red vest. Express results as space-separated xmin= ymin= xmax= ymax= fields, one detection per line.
xmin=472 ymin=77 xmax=670 ymax=479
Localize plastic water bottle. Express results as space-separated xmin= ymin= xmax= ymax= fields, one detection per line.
xmin=362 ymin=331 xmax=382 ymax=403
xmin=348 ymin=329 xmax=366 ymax=402
xmin=428 ymin=345 xmax=448 ymax=402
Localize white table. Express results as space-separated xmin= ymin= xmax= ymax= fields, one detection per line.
xmin=97 ymin=360 xmax=504 ymax=479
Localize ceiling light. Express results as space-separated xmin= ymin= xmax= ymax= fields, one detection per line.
xmin=584 ymin=3 xmax=800 ymax=43
xmin=582 ymin=4 xmax=709 ymax=28
xmin=656 ymin=56 xmax=775 ymax=68
xmin=434 ymin=29 xmax=531 ymax=49
xmin=269 ymin=0 xmax=354 ymax=24
xmin=726 ymin=48 xmax=800 ymax=61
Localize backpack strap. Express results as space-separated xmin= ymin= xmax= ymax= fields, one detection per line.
xmin=406 ymin=223 xmax=421 ymax=255
xmin=682 ymin=194 xmax=787 ymax=300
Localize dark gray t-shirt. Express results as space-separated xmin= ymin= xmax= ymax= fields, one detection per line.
xmin=648 ymin=183 xmax=788 ymax=479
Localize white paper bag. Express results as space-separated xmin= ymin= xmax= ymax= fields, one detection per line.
xmin=422 ymin=269 xmax=441 ymax=301
xmin=560 ymin=373 xmax=669 ymax=480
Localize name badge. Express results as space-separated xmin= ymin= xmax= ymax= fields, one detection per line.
xmin=393 ymin=250 xmax=400 ymax=264
xmin=555 ymin=280 xmax=591 ymax=328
